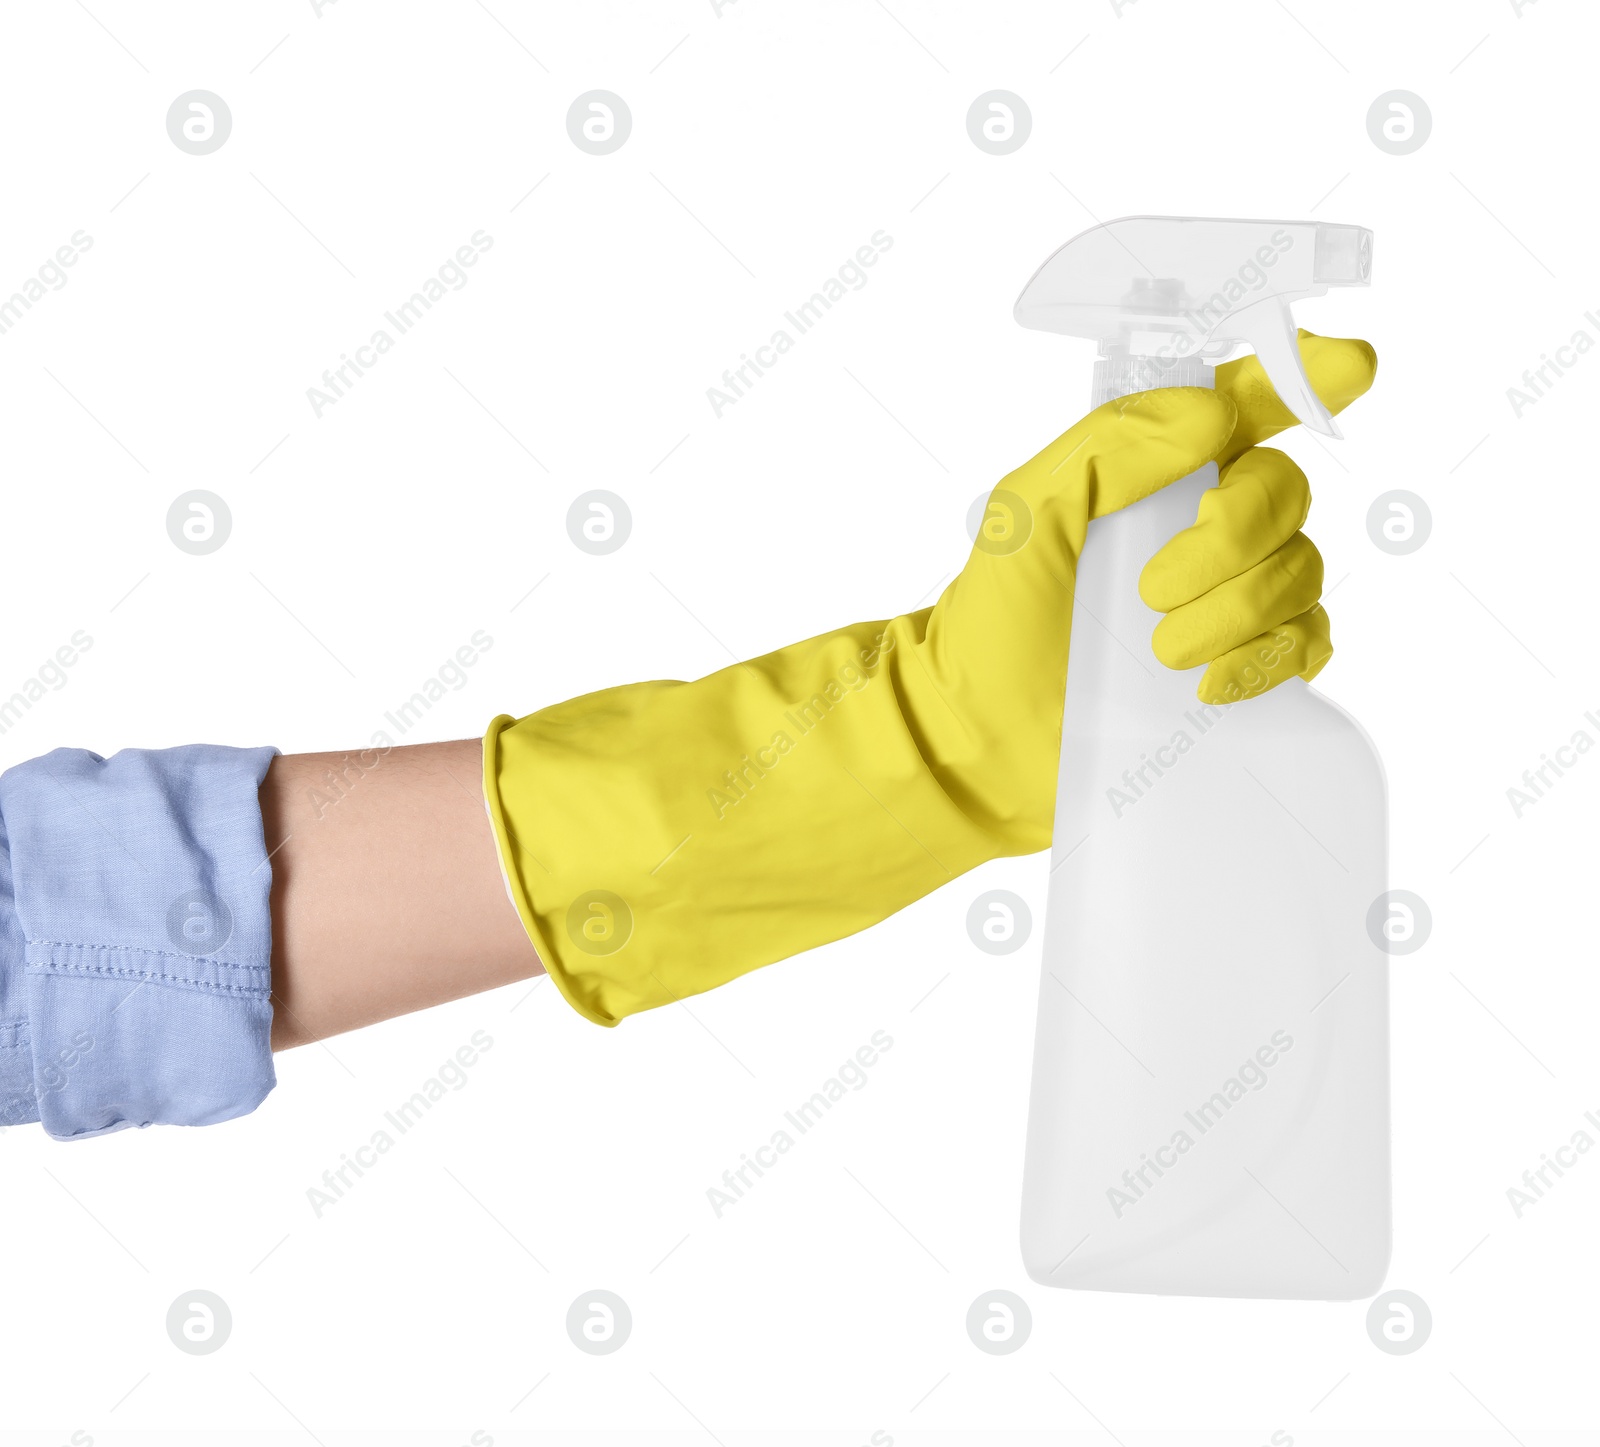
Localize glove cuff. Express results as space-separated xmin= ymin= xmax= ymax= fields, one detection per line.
xmin=481 ymin=713 xmax=611 ymax=1027
xmin=0 ymin=744 xmax=280 ymax=1140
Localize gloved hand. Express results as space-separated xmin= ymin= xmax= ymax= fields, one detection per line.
xmin=483 ymin=332 xmax=1377 ymax=1026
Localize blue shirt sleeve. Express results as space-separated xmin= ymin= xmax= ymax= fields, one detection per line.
xmin=0 ymin=743 xmax=280 ymax=1140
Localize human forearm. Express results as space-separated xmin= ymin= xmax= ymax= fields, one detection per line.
xmin=260 ymin=738 xmax=542 ymax=1051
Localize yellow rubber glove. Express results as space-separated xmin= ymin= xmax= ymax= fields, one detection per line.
xmin=483 ymin=333 xmax=1377 ymax=1025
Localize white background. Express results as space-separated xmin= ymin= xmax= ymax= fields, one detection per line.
xmin=1 ymin=0 xmax=1595 ymax=1443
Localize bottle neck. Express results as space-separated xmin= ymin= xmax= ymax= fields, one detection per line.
xmin=1091 ymin=345 xmax=1214 ymax=408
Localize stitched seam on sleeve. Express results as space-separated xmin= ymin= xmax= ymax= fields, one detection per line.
xmin=24 ymin=957 xmax=271 ymax=998
xmin=26 ymin=938 xmax=269 ymax=974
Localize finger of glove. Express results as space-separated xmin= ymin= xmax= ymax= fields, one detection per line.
xmin=994 ymin=387 xmax=1237 ymax=558
xmin=1151 ymin=531 xmax=1324 ymax=671
xmin=1215 ymin=331 xmax=1377 ymax=465
xmin=1196 ymin=604 xmax=1333 ymax=706
xmin=1138 ymin=447 xmax=1311 ymax=613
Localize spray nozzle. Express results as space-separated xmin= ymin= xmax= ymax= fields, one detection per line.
xmin=1014 ymin=216 xmax=1372 ymax=438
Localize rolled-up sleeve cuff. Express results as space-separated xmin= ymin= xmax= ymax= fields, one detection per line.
xmin=0 ymin=744 xmax=280 ymax=1140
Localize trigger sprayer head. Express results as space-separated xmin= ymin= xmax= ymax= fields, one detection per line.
xmin=1013 ymin=216 xmax=1372 ymax=436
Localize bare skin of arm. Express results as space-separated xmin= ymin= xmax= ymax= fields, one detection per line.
xmin=258 ymin=738 xmax=544 ymax=1051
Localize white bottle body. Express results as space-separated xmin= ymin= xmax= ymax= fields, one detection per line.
xmin=1020 ymin=460 xmax=1392 ymax=1299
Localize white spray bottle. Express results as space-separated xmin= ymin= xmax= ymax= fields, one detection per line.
xmin=1014 ymin=217 xmax=1389 ymax=1299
